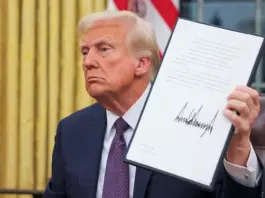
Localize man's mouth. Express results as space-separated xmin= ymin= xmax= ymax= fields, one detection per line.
xmin=87 ymin=76 xmax=103 ymax=82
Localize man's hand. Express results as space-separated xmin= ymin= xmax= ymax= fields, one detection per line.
xmin=224 ymin=86 xmax=260 ymax=166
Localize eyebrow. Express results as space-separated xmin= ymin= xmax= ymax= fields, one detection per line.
xmin=92 ymin=36 xmax=115 ymax=45
xmin=80 ymin=35 xmax=115 ymax=50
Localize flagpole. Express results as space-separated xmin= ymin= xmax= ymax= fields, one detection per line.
xmin=254 ymin=0 xmax=264 ymax=92
xmin=197 ymin=0 xmax=204 ymax=22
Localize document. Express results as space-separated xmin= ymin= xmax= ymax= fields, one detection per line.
xmin=125 ymin=18 xmax=265 ymax=190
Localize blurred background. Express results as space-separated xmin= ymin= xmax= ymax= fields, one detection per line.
xmin=0 ymin=0 xmax=264 ymax=197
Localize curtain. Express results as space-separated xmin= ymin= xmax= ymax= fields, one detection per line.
xmin=0 ymin=0 xmax=106 ymax=197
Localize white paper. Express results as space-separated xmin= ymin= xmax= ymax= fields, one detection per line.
xmin=126 ymin=19 xmax=264 ymax=187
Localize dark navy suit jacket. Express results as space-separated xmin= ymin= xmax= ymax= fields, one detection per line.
xmin=43 ymin=103 xmax=265 ymax=198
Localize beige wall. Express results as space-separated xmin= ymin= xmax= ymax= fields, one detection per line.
xmin=0 ymin=0 xmax=106 ymax=197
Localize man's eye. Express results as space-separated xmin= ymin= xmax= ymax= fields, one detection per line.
xmin=82 ymin=51 xmax=88 ymax=56
xmin=100 ymin=47 xmax=111 ymax=52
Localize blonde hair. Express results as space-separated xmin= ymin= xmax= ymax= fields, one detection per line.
xmin=77 ymin=10 xmax=160 ymax=80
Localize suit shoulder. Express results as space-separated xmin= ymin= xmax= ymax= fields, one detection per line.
xmin=59 ymin=102 xmax=104 ymax=126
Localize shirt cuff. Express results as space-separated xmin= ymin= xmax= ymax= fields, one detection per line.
xmin=223 ymin=144 xmax=262 ymax=187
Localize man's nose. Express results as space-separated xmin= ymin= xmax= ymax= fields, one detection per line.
xmin=83 ymin=48 xmax=99 ymax=70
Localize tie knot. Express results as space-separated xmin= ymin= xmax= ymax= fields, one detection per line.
xmin=114 ymin=117 xmax=129 ymax=135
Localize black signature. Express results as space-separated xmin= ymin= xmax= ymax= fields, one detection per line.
xmin=174 ymin=102 xmax=219 ymax=137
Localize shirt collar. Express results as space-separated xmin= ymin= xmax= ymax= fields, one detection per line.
xmin=105 ymin=83 xmax=151 ymax=140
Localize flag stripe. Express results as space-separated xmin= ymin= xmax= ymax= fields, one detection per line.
xmin=107 ymin=0 xmax=118 ymax=10
xmin=151 ymin=0 xmax=179 ymax=30
xmin=144 ymin=0 xmax=171 ymax=53
xmin=171 ymin=0 xmax=180 ymax=9
xmin=113 ymin=0 xmax=128 ymax=10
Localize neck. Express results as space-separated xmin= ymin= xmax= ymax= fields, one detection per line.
xmin=97 ymin=80 xmax=149 ymax=116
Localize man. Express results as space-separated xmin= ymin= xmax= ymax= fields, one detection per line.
xmin=44 ymin=11 xmax=264 ymax=198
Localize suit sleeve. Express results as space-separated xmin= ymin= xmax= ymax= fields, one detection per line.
xmin=213 ymin=157 xmax=264 ymax=198
xmin=43 ymin=121 xmax=66 ymax=198
xmin=223 ymin=144 xmax=262 ymax=187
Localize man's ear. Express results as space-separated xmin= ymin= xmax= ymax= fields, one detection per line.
xmin=135 ymin=56 xmax=151 ymax=76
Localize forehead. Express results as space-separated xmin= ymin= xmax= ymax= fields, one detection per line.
xmin=80 ymin=23 xmax=128 ymax=47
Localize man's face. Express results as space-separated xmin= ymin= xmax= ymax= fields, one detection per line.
xmin=80 ymin=22 xmax=137 ymax=99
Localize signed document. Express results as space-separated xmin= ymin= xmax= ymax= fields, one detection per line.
xmin=125 ymin=18 xmax=265 ymax=189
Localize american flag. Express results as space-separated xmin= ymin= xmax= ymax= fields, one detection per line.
xmin=107 ymin=0 xmax=180 ymax=54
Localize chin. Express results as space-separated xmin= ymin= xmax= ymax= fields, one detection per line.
xmin=86 ymin=84 xmax=107 ymax=98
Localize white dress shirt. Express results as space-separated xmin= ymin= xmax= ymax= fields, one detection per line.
xmin=96 ymin=83 xmax=262 ymax=198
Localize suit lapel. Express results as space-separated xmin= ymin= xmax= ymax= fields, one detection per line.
xmin=77 ymin=104 xmax=106 ymax=197
xmin=76 ymin=103 xmax=152 ymax=198
xmin=133 ymin=167 xmax=152 ymax=198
